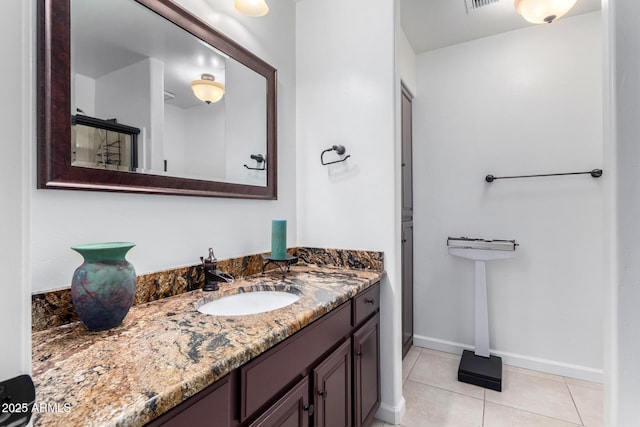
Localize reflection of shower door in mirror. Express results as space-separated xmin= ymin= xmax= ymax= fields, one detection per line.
xmin=71 ymin=115 xmax=139 ymax=172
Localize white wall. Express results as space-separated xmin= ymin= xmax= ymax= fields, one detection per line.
xmin=165 ymin=101 xmax=228 ymax=182
xmin=413 ymin=12 xmax=604 ymax=380
xmin=73 ymin=73 xmax=96 ymax=116
xmin=183 ymin=102 xmax=227 ymax=179
xmin=608 ymin=0 xmax=640 ymax=423
xmin=398 ymin=29 xmax=416 ymax=95
xmin=31 ymin=0 xmax=296 ymax=293
xmin=95 ymin=59 xmax=154 ymax=126
xmin=164 ymin=60 xmax=267 ymax=185
xmin=95 ymin=58 xmax=165 ymax=172
xmin=163 ymin=103 xmax=187 ymax=176
xmin=225 ymin=58 xmax=268 ymax=186
xmin=296 ymin=0 xmax=404 ymax=423
xmin=0 ymin=0 xmax=31 ymax=381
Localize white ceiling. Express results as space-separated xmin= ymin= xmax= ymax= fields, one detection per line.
xmin=401 ymin=0 xmax=601 ymax=54
xmin=72 ymin=0 xmax=228 ymax=110
xmin=72 ymin=0 xmax=602 ymax=107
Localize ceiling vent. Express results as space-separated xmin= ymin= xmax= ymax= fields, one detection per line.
xmin=465 ymin=0 xmax=499 ymax=13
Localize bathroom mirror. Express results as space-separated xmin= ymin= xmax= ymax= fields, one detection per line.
xmin=38 ymin=0 xmax=277 ymax=199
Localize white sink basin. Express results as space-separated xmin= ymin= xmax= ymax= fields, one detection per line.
xmin=197 ymin=291 xmax=300 ymax=316
xmin=448 ymin=247 xmax=516 ymax=261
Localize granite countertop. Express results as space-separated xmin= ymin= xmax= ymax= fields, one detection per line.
xmin=32 ymin=264 xmax=383 ymax=427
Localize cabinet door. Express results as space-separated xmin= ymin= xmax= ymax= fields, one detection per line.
xmin=249 ymin=377 xmax=310 ymax=427
xmin=401 ymin=221 xmax=414 ymax=358
xmin=353 ymin=313 xmax=381 ymax=427
xmin=313 ymin=340 xmax=352 ymax=427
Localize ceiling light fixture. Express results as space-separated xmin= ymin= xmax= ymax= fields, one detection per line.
xmin=514 ymin=0 xmax=578 ymax=24
xmin=234 ymin=0 xmax=269 ymax=17
xmin=190 ymin=74 xmax=225 ymax=104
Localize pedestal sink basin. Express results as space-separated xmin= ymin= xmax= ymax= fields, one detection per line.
xmin=447 ymin=237 xmax=518 ymax=392
xmin=197 ymin=291 xmax=300 ymax=316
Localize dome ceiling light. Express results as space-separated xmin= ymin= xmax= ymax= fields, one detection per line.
xmin=234 ymin=0 xmax=269 ymax=17
xmin=514 ymin=0 xmax=578 ymax=24
xmin=190 ymin=74 xmax=225 ymax=104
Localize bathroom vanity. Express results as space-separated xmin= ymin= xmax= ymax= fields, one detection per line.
xmin=32 ymin=263 xmax=382 ymax=427
xmin=149 ymin=283 xmax=380 ymax=427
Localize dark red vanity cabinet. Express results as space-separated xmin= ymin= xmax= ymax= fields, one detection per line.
xmin=313 ymin=340 xmax=352 ymax=427
xmin=145 ymin=282 xmax=381 ymax=427
xmin=244 ymin=284 xmax=381 ymax=427
xmin=353 ymin=312 xmax=381 ymax=427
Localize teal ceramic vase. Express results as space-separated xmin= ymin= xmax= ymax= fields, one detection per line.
xmin=70 ymin=242 xmax=136 ymax=331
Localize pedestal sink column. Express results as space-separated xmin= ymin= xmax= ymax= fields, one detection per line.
xmin=446 ymin=239 xmax=518 ymax=392
xmin=474 ymin=260 xmax=490 ymax=358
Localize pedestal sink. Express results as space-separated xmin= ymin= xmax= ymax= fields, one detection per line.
xmin=197 ymin=290 xmax=300 ymax=316
xmin=447 ymin=237 xmax=518 ymax=392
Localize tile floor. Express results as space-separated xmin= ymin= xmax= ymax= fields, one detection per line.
xmin=372 ymin=347 xmax=604 ymax=427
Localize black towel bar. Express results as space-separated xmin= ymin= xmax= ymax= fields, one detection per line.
xmin=485 ymin=169 xmax=602 ymax=183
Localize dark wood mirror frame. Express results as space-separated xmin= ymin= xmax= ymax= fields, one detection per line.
xmin=38 ymin=0 xmax=277 ymax=199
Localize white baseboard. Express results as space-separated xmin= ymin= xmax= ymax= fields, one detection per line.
xmin=413 ymin=334 xmax=604 ymax=383
xmin=375 ymin=396 xmax=406 ymax=425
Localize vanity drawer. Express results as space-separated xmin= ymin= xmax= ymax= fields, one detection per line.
xmin=146 ymin=374 xmax=231 ymax=427
xmin=353 ymin=283 xmax=380 ymax=326
xmin=240 ymin=301 xmax=351 ymax=422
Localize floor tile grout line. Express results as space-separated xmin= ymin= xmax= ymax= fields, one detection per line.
xmin=484 ymin=400 xmax=586 ymax=426
xmin=565 ymin=381 xmax=586 ymax=426
xmin=404 ymin=378 xmax=485 ymax=402
xmin=502 ymin=368 xmax=567 ymax=384
xmin=481 ymin=390 xmax=486 ymax=427
xmin=402 ymin=350 xmax=421 ymax=386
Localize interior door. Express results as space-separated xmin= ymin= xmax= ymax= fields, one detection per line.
xmin=401 ymin=84 xmax=414 ymax=359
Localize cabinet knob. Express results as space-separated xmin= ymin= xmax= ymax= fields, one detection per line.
xmin=318 ymin=390 xmax=328 ymax=399
xmin=364 ymin=298 xmax=375 ymax=305
xmin=303 ymin=404 xmax=314 ymax=416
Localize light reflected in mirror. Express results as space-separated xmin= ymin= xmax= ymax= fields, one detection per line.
xmin=70 ymin=0 xmax=267 ymax=187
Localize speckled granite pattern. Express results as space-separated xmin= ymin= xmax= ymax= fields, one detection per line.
xmin=32 ymin=264 xmax=383 ymax=427
xmin=31 ymin=248 xmax=382 ymax=332
xmin=297 ymin=247 xmax=384 ymax=271
xmin=31 ymin=288 xmax=79 ymax=331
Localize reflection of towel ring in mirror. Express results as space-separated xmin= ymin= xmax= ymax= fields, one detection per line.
xmin=244 ymin=154 xmax=266 ymax=170
xmin=321 ymin=145 xmax=351 ymax=166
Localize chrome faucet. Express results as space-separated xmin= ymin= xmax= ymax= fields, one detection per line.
xmin=200 ymin=248 xmax=234 ymax=291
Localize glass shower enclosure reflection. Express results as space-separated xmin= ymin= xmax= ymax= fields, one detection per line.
xmin=71 ymin=115 xmax=139 ymax=172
